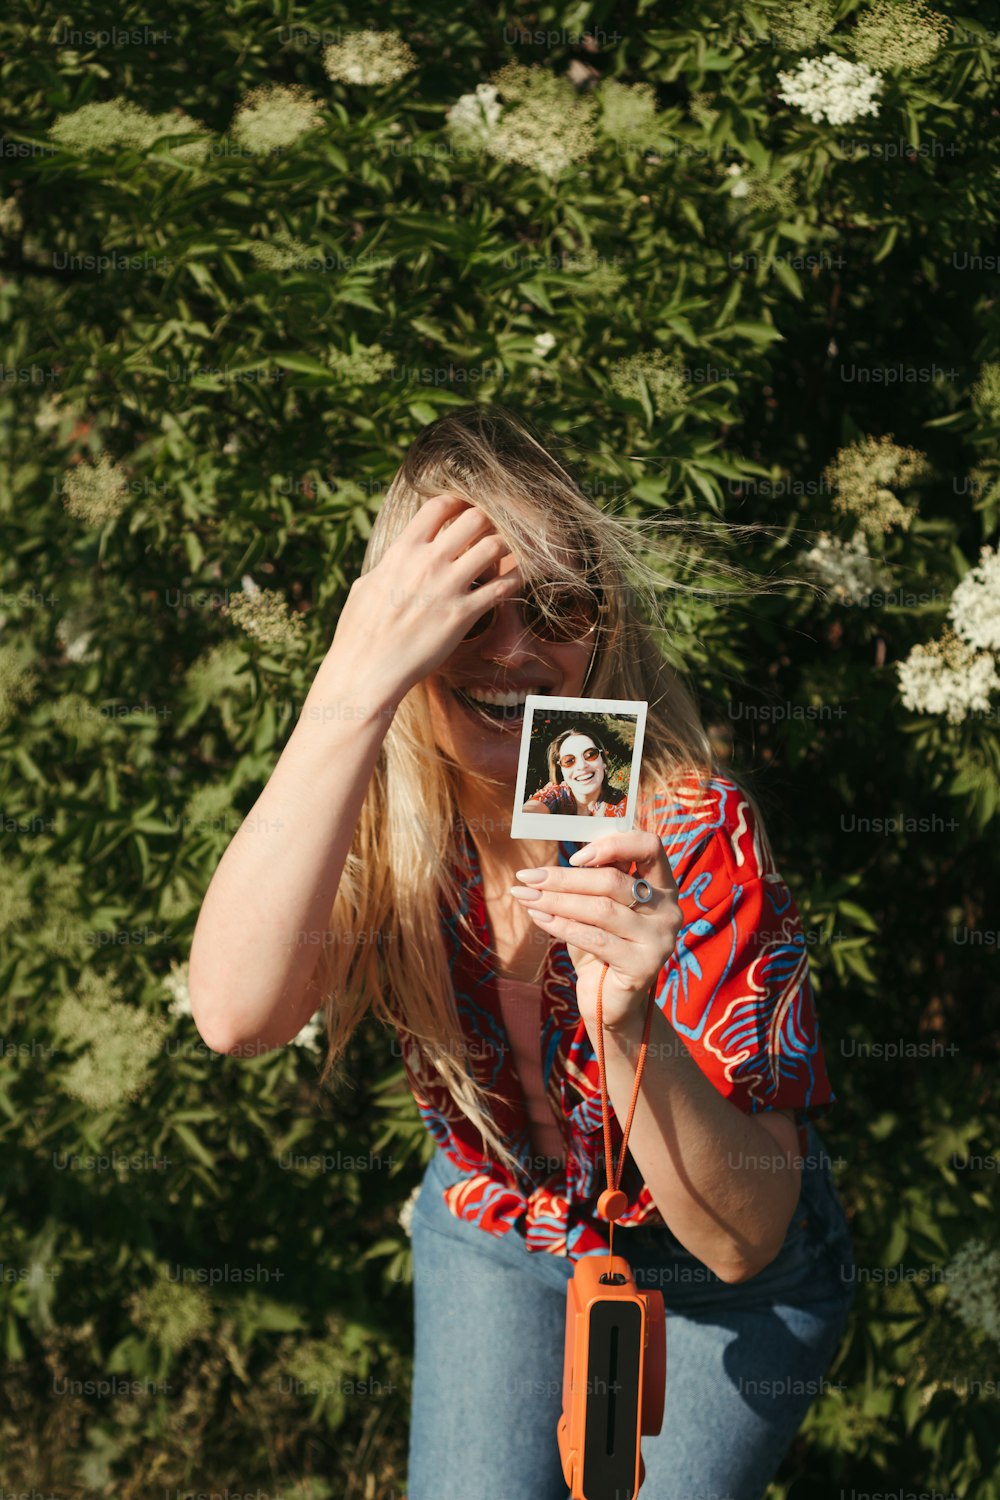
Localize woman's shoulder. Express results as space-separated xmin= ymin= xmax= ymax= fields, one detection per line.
xmin=641 ymin=770 xmax=778 ymax=891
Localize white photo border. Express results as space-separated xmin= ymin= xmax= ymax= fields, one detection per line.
xmin=510 ymin=695 xmax=648 ymax=843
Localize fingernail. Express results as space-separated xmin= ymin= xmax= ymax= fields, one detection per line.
xmin=510 ymin=885 xmax=540 ymax=902
xmin=527 ymin=908 xmax=554 ymax=922
xmin=569 ymin=847 xmax=594 ymax=865
xmin=515 ymin=867 xmax=547 ymax=883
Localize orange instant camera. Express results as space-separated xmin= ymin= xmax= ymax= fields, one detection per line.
xmin=557 ymin=1251 xmax=666 ymax=1499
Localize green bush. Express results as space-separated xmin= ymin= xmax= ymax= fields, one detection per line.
xmin=2 ymin=1 xmax=998 ymax=1494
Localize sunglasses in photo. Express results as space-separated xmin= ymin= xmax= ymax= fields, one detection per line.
xmin=463 ymin=578 xmax=608 ymax=644
xmin=558 ymin=746 xmax=603 ymax=769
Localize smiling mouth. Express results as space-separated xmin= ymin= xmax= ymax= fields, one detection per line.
xmin=575 ymin=770 xmax=596 ymax=784
xmin=451 ymin=687 xmax=534 ymax=730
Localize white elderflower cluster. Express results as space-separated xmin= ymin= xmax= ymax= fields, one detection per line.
xmin=162 ymin=960 xmax=192 ymax=1019
xmin=458 ymin=62 xmax=599 ymax=179
xmin=61 ymin=452 xmax=131 ymax=526
xmin=290 ymin=1014 xmax=325 ymax=1050
xmin=249 ymin=234 xmax=315 ymax=272
xmin=726 ymin=162 xmax=750 ymax=199
xmin=34 ymin=393 xmax=81 ymax=436
xmin=595 ymin=80 xmax=661 ymax=151
xmin=127 ymin=1270 xmax=213 ymax=1353
xmin=769 ymin=0 xmax=838 ymax=49
xmin=445 ymin=83 xmax=502 ymax=151
xmin=50 ymin=99 xmax=208 ymax=158
xmin=231 ymin=84 xmax=323 ymax=153
xmin=0 ymin=642 xmax=39 ymax=729
xmin=222 ymin=579 xmax=306 ymax=650
xmin=849 ymin=0 xmax=950 ymax=71
xmin=897 ymin=628 xmax=1000 ymax=725
xmin=53 ymin=970 xmax=169 ymax=1112
xmin=446 ymin=66 xmax=664 ymax=177
xmin=801 ymin=530 xmax=890 ymax=604
xmin=944 ymin=1238 xmax=1000 ymax=1347
xmin=776 ymin=53 xmax=884 ymax=126
xmin=824 ymin=433 xmax=931 ymax=536
xmin=971 ymin=362 xmax=1000 ymax=426
xmin=398 ymin=1182 xmax=421 ymax=1237
xmin=324 ymin=28 xmax=416 ymax=86
xmin=724 ymin=162 xmax=797 ymax=216
xmin=325 ymin=342 xmax=394 ymax=384
xmin=948 ymin=544 xmax=1000 ymax=653
xmin=610 ymin=350 xmax=689 ymax=416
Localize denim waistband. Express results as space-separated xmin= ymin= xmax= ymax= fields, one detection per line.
xmin=422 ymin=1118 xmax=854 ymax=1280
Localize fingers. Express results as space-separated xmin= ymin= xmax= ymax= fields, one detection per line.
xmin=406 ymin=492 xmax=473 ymax=543
xmin=515 ymin=886 xmax=648 ymax=941
xmin=569 ymin=831 xmax=678 ymax=896
xmin=430 ymin=500 xmax=500 ymax=558
xmin=452 ymin=530 xmax=518 ymax=588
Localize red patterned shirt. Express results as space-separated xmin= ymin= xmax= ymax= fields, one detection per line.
xmin=396 ymin=773 xmax=835 ymax=1261
xmin=528 ymin=779 xmax=629 ymax=817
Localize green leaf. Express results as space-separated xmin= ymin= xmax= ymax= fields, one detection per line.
xmin=171 ymin=1121 xmax=216 ymax=1170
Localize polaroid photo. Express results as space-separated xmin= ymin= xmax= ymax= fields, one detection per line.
xmin=510 ymin=695 xmax=648 ymax=844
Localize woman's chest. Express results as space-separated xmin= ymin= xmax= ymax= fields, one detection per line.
xmin=482 ymin=892 xmax=552 ymax=984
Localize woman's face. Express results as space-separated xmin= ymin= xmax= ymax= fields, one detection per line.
xmin=556 ymin=734 xmax=606 ymax=803
xmin=425 ymin=549 xmax=597 ymax=785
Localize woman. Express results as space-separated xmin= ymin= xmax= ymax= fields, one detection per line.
xmin=522 ymin=727 xmax=629 ymax=817
xmin=189 ymin=405 xmax=855 ymax=1500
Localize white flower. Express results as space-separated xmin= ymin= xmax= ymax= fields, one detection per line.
xmin=777 ymin=53 xmax=884 ymax=126
xmin=61 ymin=452 xmax=130 ymax=526
xmin=533 ymin=332 xmax=556 ymax=358
xmin=944 ymin=1238 xmax=1000 ymax=1347
xmin=595 ymin=80 xmax=661 ymax=150
xmin=162 ymin=960 xmax=192 ymax=1019
xmin=231 ymin=85 xmax=323 ymax=153
xmin=948 ymin=545 xmax=1000 ymax=653
xmin=770 ymin=0 xmax=838 ymax=49
xmin=897 ymin=628 xmax=1000 ymax=724
xmin=610 ymin=350 xmax=689 ymax=415
xmin=824 ymin=434 xmax=930 ymax=536
xmin=290 ymin=1014 xmax=324 ymax=1050
xmin=971 ymin=363 xmax=1000 ymax=425
xmin=398 ymin=1182 xmax=421 ymax=1237
xmin=445 ymin=83 xmax=502 ymax=149
xmin=801 ymin=529 xmax=890 ymax=604
xmin=482 ymin=62 xmax=598 ymax=179
xmin=323 ymin=29 xmax=417 ymax=86
xmin=325 ymin=343 xmax=395 ymax=384
xmin=725 ymin=163 xmax=750 ymax=199
xmin=240 ymin=573 xmax=261 ymax=598
xmin=849 ymin=0 xmax=950 ymax=72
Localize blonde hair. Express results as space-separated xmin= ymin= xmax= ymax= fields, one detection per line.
xmin=317 ymin=404 xmax=770 ymax=1178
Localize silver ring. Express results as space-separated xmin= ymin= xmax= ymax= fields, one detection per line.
xmin=627 ymin=877 xmax=653 ymax=909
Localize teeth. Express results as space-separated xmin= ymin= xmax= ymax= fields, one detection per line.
xmin=464 ymin=686 xmax=538 ymax=707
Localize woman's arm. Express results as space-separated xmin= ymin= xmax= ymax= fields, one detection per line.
xmin=521 ymin=799 xmax=552 ymax=814
xmin=189 ymin=495 xmax=524 ymax=1054
xmin=580 ymin=1006 xmax=802 ymax=1283
xmin=188 ymin=647 xmax=404 ymax=1054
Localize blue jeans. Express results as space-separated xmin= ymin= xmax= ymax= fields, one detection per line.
xmin=406 ymin=1122 xmax=855 ymax=1500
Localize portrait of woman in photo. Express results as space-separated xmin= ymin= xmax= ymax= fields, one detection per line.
xmin=522 ymin=727 xmax=629 ymax=818
xmin=190 ymin=405 xmax=855 ymax=1500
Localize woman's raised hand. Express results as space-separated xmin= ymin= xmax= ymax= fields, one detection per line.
xmin=331 ymin=495 xmax=521 ymax=699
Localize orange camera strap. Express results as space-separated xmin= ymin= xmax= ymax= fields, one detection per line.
xmin=594 ymin=957 xmax=657 ymax=1280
